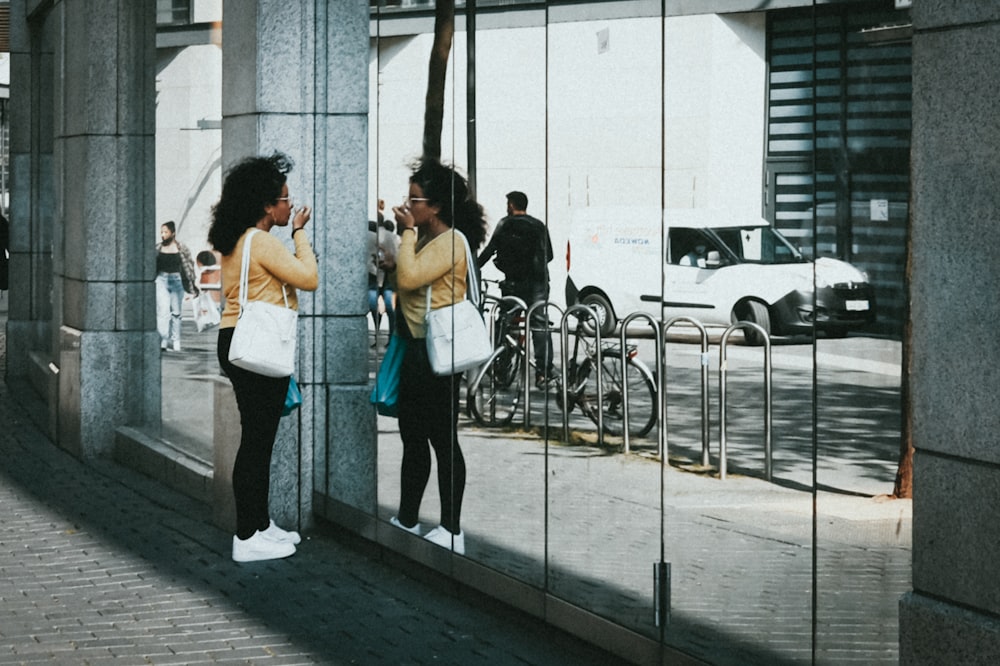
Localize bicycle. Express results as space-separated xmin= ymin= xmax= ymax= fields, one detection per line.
xmin=467 ymin=288 xmax=658 ymax=438
xmin=466 ymin=282 xmax=531 ymax=427
xmin=559 ymin=325 xmax=658 ymax=438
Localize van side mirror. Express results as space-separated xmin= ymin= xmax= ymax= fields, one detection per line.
xmin=705 ymin=250 xmax=721 ymax=268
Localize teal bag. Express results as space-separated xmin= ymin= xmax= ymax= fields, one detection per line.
xmin=370 ymin=333 xmax=406 ymax=417
xmin=282 ymin=375 xmax=302 ymax=417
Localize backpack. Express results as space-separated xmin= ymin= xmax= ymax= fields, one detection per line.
xmin=495 ymin=216 xmax=544 ymax=280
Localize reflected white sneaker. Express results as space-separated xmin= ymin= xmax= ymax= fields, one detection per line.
xmin=232 ymin=530 xmax=296 ymax=562
xmin=263 ymin=519 xmax=301 ymax=545
xmin=423 ymin=526 xmax=465 ymax=555
xmin=172 ymin=341 xmax=181 ymax=352
xmin=390 ymin=516 xmax=421 ymax=536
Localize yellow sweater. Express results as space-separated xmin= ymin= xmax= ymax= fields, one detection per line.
xmin=396 ymin=228 xmax=469 ymax=339
xmin=219 ymin=228 xmax=319 ymax=329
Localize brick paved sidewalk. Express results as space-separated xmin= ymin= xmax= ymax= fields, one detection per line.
xmin=0 ymin=377 xmax=626 ymax=665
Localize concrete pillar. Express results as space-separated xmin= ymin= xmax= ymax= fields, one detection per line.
xmin=217 ymin=0 xmax=374 ymax=532
xmin=9 ymin=0 xmax=159 ymax=455
xmin=900 ymin=3 xmax=1000 ymax=662
xmin=54 ymin=0 xmax=159 ymax=458
xmin=7 ymin=0 xmax=57 ymax=429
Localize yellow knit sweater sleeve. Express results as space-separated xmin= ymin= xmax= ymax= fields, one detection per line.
xmin=219 ymin=228 xmax=319 ymax=329
xmin=396 ymin=228 xmax=469 ymax=339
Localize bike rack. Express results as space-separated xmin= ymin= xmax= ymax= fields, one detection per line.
xmin=662 ymin=317 xmax=711 ymax=467
xmin=619 ymin=312 xmax=664 ymax=457
xmin=483 ymin=294 xmax=528 ymax=340
xmin=718 ymin=323 xmax=773 ymax=481
xmin=522 ymin=300 xmax=565 ymax=429
xmin=560 ymin=305 xmax=603 ymax=447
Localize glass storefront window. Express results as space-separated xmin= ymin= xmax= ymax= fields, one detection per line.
xmin=367 ymin=1 xmax=909 ymax=662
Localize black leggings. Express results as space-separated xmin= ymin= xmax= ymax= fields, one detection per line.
xmin=217 ymin=327 xmax=290 ymax=540
xmin=396 ymin=337 xmax=465 ymax=534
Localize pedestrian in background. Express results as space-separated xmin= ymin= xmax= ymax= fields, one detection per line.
xmin=196 ymin=249 xmax=223 ymax=310
xmin=389 ymin=159 xmax=488 ymax=555
xmin=155 ymin=220 xmax=200 ymax=352
xmin=368 ymin=202 xmax=399 ymax=346
xmin=477 ymin=191 xmax=556 ymax=387
xmin=208 ymin=153 xmax=318 ymax=563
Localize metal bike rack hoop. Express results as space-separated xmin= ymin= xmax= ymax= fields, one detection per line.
xmin=662 ymin=317 xmax=711 ymax=467
xmin=718 ymin=323 xmax=773 ymax=481
xmin=560 ymin=305 xmax=603 ymax=446
xmin=619 ymin=312 xmax=664 ymax=457
xmin=522 ymin=300 xmax=565 ymax=429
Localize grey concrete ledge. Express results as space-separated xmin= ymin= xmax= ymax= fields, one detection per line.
xmin=316 ymin=494 xmax=705 ymax=666
xmin=114 ymin=426 xmax=213 ymax=504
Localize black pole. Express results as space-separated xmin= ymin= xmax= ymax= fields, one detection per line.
xmin=466 ymin=0 xmax=477 ymax=194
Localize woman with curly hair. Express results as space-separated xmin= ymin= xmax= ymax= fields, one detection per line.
xmin=208 ymin=153 xmax=318 ymax=563
xmin=388 ymin=159 xmax=488 ymax=555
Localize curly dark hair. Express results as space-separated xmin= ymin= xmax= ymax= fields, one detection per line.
xmin=409 ymin=158 xmax=488 ymax=249
xmin=208 ymin=152 xmax=293 ymax=255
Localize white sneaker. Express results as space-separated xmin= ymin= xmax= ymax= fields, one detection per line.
xmin=390 ymin=516 xmax=421 ymax=536
xmin=263 ymin=519 xmax=301 ymax=545
xmin=232 ymin=530 xmax=296 ymax=562
xmin=172 ymin=340 xmax=181 ymax=352
xmin=423 ymin=526 xmax=465 ymax=555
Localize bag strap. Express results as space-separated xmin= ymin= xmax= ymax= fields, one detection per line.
xmin=425 ymin=231 xmax=480 ymax=314
xmin=238 ymin=229 xmax=289 ymax=313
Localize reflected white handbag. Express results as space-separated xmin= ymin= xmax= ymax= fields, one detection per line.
xmin=228 ymin=229 xmax=298 ymax=377
xmin=424 ymin=231 xmax=492 ymax=376
xmin=194 ymin=291 xmax=221 ymax=332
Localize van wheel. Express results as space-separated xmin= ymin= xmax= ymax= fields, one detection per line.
xmin=580 ymin=293 xmax=617 ymax=337
xmin=734 ymin=300 xmax=771 ymax=346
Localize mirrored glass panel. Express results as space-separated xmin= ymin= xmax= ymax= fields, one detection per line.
xmin=157 ymin=26 xmax=224 ymax=465
xmin=655 ymin=10 xmax=816 ymax=661
xmin=543 ymin=9 xmax=666 ymax=640
xmin=371 ymin=3 xmax=548 ymax=588
xmin=366 ymin=1 xmax=910 ymax=662
xmin=809 ymin=4 xmax=911 ymax=662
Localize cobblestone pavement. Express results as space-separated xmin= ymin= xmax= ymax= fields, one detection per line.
xmin=377 ymin=420 xmax=911 ymax=665
xmin=0 ymin=309 xmax=627 ymax=665
xmin=1 ymin=301 xmax=912 ymax=665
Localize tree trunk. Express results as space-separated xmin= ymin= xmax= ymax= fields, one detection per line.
xmin=893 ymin=320 xmax=914 ymax=497
xmin=423 ymin=0 xmax=455 ymax=160
xmin=893 ymin=209 xmax=914 ymax=499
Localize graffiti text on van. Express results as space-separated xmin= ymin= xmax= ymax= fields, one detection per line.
xmin=614 ymin=237 xmax=650 ymax=246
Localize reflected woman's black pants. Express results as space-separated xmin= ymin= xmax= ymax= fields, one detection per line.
xmin=217 ymin=327 xmax=290 ymax=540
xmin=396 ymin=338 xmax=466 ymax=534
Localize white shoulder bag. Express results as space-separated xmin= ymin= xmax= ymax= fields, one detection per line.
xmin=424 ymin=231 xmax=493 ymax=376
xmin=228 ymin=229 xmax=298 ymax=377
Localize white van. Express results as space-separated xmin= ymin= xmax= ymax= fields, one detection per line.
xmin=564 ymin=208 xmax=875 ymax=343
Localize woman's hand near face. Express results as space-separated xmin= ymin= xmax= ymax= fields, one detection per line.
xmin=292 ymin=206 xmax=312 ymax=231
xmin=392 ymin=204 xmax=415 ymax=230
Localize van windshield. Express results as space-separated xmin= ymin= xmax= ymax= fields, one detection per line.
xmin=712 ymin=226 xmax=805 ymax=265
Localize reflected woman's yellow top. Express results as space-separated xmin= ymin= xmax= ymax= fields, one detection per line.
xmin=396 ymin=227 xmax=468 ymax=339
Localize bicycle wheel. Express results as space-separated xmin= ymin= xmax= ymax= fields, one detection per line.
xmin=579 ymin=353 xmax=657 ymax=438
xmin=467 ymin=345 xmax=522 ymax=427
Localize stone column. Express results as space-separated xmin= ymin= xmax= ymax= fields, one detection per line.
xmin=15 ymin=0 xmax=159 ymax=457
xmin=216 ymin=0 xmax=374 ymax=532
xmin=7 ymin=0 xmax=57 ymax=433
xmin=900 ymin=2 xmax=1000 ymax=662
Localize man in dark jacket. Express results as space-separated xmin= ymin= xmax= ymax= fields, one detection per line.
xmin=478 ymin=191 xmax=556 ymax=387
